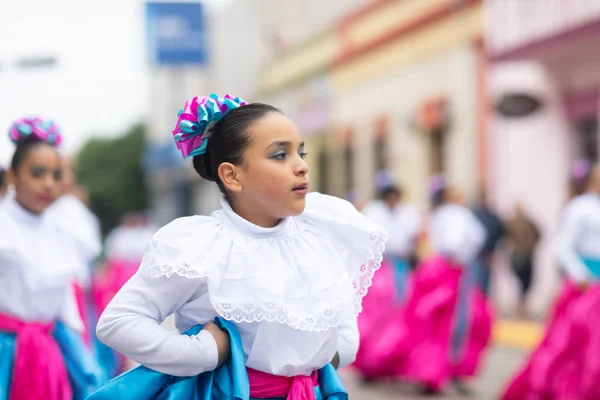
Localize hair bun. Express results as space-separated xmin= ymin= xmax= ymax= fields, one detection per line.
xmin=8 ymin=116 xmax=63 ymax=147
xmin=192 ymin=152 xmax=216 ymax=182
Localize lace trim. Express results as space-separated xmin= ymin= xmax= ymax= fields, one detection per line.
xmin=138 ymin=224 xmax=388 ymax=330
xmin=140 ymin=260 xmax=210 ymax=279
xmin=352 ymin=229 xmax=388 ymax=313
xmin=212 ymin=302 xmax=347 ymax=332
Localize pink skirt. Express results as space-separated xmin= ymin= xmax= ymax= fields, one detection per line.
xmin=502 ymin=281 xmax=600 ymax=400
xmin=92 ymin=258 xmax=139 ymax=317
xmin=354 ymin=258 xmax=410 ymax=378
xmin=361 ymin=255 xmax=493 ymax=389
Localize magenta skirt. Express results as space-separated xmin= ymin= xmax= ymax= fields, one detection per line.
xmin=502 ymin=281 xmax=600 ymax=400
xmin=356 ymin=255 xmax=493 ymax=389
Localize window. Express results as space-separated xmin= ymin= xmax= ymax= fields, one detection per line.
xmin=578 ymin=117 xmax=598 ymax=162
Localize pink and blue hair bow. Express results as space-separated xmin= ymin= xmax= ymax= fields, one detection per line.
xmin=8 ymin=116 xmax=63 ymax=146
xmin=172 ymin=94 xmax=247 ymax=158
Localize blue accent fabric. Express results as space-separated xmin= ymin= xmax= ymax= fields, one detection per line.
xmin=389 ymin=257 xmax=410 ymax=301
xmin=87 ymin=317 xmax=348 ymax=400
xmin=451 ymin=261 xmax=477 ymax=361
xmin=583 ymin=257 xmax=600 ymax=279
xmin=0 ymin=321 xmax=103 ymax=400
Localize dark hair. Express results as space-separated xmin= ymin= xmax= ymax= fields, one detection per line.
xmin=10 ymin=137 xmax=56 ymax=173
xmin=379 ymin=185 xmax=401 ymax=201
xmin=192 ymin=103 xmax=281 ymax=199
xmin=0 ymin=169 xmax=5 ymax=188
xmin=432 ymin=188 xmax=447 ymax=208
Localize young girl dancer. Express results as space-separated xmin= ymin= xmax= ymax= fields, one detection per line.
xmin=0 ymin=117 xmax=101 ymax=399
xmin=91 ymin=94 xmax=387 ymax=399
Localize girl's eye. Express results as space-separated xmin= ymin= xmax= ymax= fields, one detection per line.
xmin=299 ymin=151 xmax=308 ymax=159
xmin=53 ymin=169 xmax=63 ymax=181
xmin=30 ymin=166 xmax=45 ymax=178
xmin=270 ymin=152 xmax=287 ymax=160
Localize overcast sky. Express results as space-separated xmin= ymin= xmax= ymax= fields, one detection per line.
xmin=0 ymin=0 xmax=148 ymax=165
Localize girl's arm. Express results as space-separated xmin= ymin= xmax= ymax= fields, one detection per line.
xmin=96 ymin=272 xmax=220 ymax=376
xmin=336 ymin=316 xmax=359 ymax=369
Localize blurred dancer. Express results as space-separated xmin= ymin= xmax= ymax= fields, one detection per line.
xmin=503 ymin=163 xmax=600 ymax=399
xmin=472 ymin=190 xmax=504 ymax=296
xmin=0 ymin=117 xmax=101 ymax=399
xmin=368 ymin=176 xmax=492 ymax=395
xmin=48 ymin=157 xmax=102 ymax=344
xmin=355 ymin=177 xmax=422 ymax=380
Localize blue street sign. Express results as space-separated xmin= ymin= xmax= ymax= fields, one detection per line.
xmin=146 ymin=2 xmax=208 ymax=65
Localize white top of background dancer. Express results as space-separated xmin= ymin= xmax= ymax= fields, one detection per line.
xmin=97 ymin=192 xmax=386 ymax=377
xmin=430 ymin=203 xmax=485 ymax=265
xmin=0 ymin=196 xmax=83 ymax=331
xmin=362 ymin=198 xmax=421 ymax=259
xmin=556 ymin=191 xmax=600 ymax=282
xmin=47 ymin=193 xmax=102 ymax=286
xmin=427 ymin=179 xmax=486 ymax=266
xmin=104 ymin=213 xmax=157 ymax=262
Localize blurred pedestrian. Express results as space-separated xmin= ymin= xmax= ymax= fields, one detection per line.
xmin=505 ymin=202 xmax=540 ymax=320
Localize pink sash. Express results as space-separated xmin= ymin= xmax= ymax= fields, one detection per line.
xmin=0 ymin=312 xmax=72 ymax=400
xmin=247 ymin=368 xmax=317 ymax=400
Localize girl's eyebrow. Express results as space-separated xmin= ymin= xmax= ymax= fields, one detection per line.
xmin=266 ymin=141 xmax=305 ymax=150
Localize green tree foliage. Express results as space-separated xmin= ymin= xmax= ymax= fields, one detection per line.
xmin=76 ymin=123 xmax=148 ymax=235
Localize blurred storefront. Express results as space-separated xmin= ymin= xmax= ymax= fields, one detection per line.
xmin=486 ymin=0 xmax=600 ymax=313
xmin=260 ymin=0 xmax=485 ymax=209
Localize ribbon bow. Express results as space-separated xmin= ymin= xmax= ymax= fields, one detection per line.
xmin=8 ymin=116 xmax=63 ymax=146
xmin=172 ymin=94 xmax=247 ymax=158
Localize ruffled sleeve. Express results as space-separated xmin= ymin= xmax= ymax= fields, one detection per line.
xmin=96 ymin=216 xmax=229 ymax=376
xmin=299 ymin=193 xmax=387 ymax=306
xmin=137 ymin=215 xmax=231 ymax=279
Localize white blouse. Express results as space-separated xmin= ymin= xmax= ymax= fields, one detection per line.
xmin=429 ymin=204 xmax=486 ymax=265
xmin=97 ymin=193 xmax=387 ymax=377
xmin=0 ymin=197 xmax=83 ymax=331
xmin=557 ymin=193 xmax=600 ymax=282
xmin=47 ymin=194 xmax=102 ymax=287
xmin=362 ymin=200 xmax=422 ymax=258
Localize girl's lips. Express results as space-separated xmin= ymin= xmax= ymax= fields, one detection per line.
xmin=292 ymin=183 xmax=308 ymax=195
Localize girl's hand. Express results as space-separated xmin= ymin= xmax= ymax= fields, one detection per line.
xmin=203 ymin=322 xmax=231 ymax=367
xmin=331 ymin=352 xmax=340 ymax=369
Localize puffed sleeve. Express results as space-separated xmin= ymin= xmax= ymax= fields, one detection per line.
xmin=96 ymin=216 xmax=228 ymax=376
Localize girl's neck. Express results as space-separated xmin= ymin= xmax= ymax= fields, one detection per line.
xmin=229 ymin=200 xmax=281 ymax=228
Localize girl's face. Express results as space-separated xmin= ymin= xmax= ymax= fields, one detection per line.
xmin=10 ymin=144 xmax=63 ymax=214
xmin=225 ymin=113 xmax=310 ymax=227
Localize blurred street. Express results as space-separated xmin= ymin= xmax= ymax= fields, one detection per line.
xmin=341 ymin=345 xmax=526 ymax=399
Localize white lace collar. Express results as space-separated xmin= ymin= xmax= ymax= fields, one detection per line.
xmin=139 ymin=193 xmax=387 ymax=331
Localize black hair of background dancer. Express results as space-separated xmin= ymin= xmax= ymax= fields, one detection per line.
xmin=432 ymin=188 xmax=447 ymax=208
xmin=192 ymin=103 xmax=282 ymax=201
xmin=379 ymin=186 xmax=402 ymax=202
xmin=0 ymin=169 xmax=4 ymax=187
xmin=10 ymin=137 xmax=56 ymax=174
